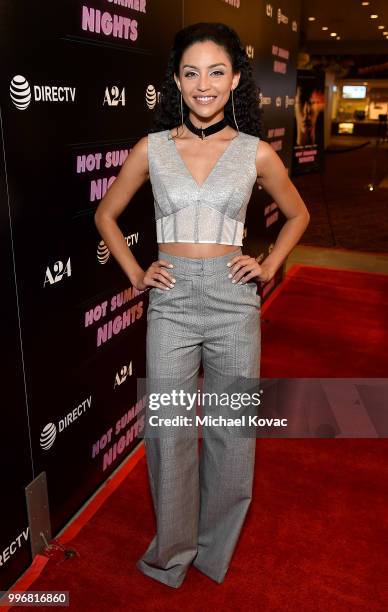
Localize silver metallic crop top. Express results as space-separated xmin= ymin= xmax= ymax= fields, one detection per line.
xmin=147 ymin=129 xmax=260 ymax=246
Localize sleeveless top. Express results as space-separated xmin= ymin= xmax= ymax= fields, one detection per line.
xmin=147 ymin=129 xmax=260 ymax=246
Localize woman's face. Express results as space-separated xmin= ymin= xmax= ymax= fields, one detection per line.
xmin=174 ymin=40 xmax=240 ymax=123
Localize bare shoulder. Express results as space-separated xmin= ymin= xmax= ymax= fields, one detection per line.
xmin=256 ymin=139 xmax=276 ymax=162
xmin=132 ymin=133 xmax=149 ymax=162
xmin=121 ymin=134 xmax=149 ymax=178
xmin=255 ymin=138 xmax=286 ymax=179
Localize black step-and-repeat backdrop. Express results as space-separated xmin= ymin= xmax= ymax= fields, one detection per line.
xmin=0 ymin=0 xmax=301 ymax=590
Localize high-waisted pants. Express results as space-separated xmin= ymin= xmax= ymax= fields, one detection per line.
xmin=136 ymin=247 xmax=261 ymax=588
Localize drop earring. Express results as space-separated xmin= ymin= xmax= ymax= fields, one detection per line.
xmin=170 ymin=91 xmax=184 ymax=138
xmin=168 ymin=90 xmax=184 ymax=140
xmin=231 ymin=88 xmax=240 ymax=134
xmin=180 ymin=91 xmax=184 ymax=135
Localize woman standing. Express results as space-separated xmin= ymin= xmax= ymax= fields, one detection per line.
xmin=95 ymin=22 xmax=310 ymax=588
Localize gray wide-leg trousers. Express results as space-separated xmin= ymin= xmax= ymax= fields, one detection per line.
xmin=136 ymin=248 xmax=261 ymax=588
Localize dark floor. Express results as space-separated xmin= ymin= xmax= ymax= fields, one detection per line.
xmin=292 ymin=141 xmax=388 ymax=254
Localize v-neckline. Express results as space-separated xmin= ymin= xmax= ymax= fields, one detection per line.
xmin=168 ymin=129 xmax=239 ymax=190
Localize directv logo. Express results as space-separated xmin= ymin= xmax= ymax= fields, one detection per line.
xmin=97 ymin=235 xmax=138 ymax=264
xmin=10 ymin=75 xmax=32 ymax=110
xmin=40 ymin=423 xmax=57 ymax=451
xmin=40 ymin=396 xmax=92 ymax=451
xmin=97 ymin=240 xmax=110 ymax=264
xmin=145 ymin=84 xmax=158 ymax=110
xmin=10 ymin=74 xmax=76 ymax=110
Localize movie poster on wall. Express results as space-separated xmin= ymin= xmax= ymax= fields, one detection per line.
xmin=292 ymin=69 xmax=325 ymax=174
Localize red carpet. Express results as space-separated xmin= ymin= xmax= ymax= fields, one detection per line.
xmin=261 ymin=264 xmax=388 ymax=377
xmin=7 ymin=265 xmax=388 ymax=611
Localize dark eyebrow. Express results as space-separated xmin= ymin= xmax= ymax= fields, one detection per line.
xmin=182 ymin=63 xmax=227 ymax=69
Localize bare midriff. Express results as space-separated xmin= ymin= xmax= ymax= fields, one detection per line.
xmin=158 ymin=243 xmax=240 ymax=258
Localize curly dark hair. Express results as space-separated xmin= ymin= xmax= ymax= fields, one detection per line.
xmin=149 ymin=22 xmax=263 ymax=138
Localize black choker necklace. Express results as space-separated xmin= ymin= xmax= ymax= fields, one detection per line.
xmin=184 ymin=116 xmax=228 ymax=140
